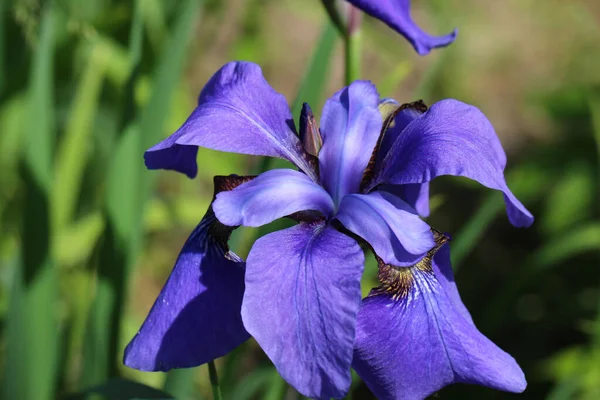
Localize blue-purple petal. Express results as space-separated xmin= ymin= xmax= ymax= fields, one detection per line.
xmin=212 ymin=169 xmax=335 ymax=227
xmin=376 ymin=105 xmax=425 ymax=167
xmin=379 ymin=182 xmax=430 ymax=217
xmin=319 ymin=81 xmax=382 ymax=204
xmin=123 ymin=211 xmax=249 ymax=371
xmin=353 ymin=246 xmax=526 ymax=399
xmin=431 ymin=239 xmax=473 ymax=323
xmin=242 ymin=223 xmax=364 ymax=399
xmin=335 ymin=191 xmax=434 ymax=266
xmin=375 ymin=99 xmax=534 ymax=227
xmin=144 ymin=61 xmax=316 ymax=180
xmin=346 ymin=0 xmax=457 ymax=55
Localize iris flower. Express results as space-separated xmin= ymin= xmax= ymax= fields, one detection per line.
xmin=344 ymin=0 xmax=457 ymax=55
xmin=124 ymin=61 xmax=533 ymax=399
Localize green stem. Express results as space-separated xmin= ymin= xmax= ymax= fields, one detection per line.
xmin=320 ymin=0 xmax=346 ymax=37
xmin=208 ymin=360 xmax=222 ymax=400
xmin=344 ymin=30 xmax=361 ymax=85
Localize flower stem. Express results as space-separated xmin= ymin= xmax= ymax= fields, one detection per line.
xmin=344 ymin=30 xmax=362 ymax=85
xmin=208 ymin=360 xmax=222 ymax=400
xmin=344 ymin=5 xmax=362 ymax=85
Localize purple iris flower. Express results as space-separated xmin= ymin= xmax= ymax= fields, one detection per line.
xmin=124 ymin=61 xmax=533 ymax=399
xmin=344 ymin=0 xmax=457 ymax=55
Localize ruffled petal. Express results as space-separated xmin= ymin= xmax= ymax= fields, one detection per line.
xmin=319 ymin=81 xmax=382 ymax=204
xmin=144 ymin=61 xmax=316 ymax=180
xmin=335 ymin=191 xmax=434 ymax=266
xmin=346 ymin=0 xmax=457 ymax=55
xmin=212 ymin=169 xmax=335 ymax=227
xmin=242 ymin=223 xmax=364 ymax=399
xmin=375 ymin=99 xmax=533 ymax=227
xmin=123 ymin=210 xmax=249 ymax=371
xmin=353 ymin=240 xmax=526 ymax=399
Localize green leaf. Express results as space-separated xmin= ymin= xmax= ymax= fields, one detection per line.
xmin=2 ymin=5 xmax=59 ymax=400
xmin=53 ymin=39 xmax=109 ymax=233
xmin=264 ymin=370 xmax=287 ymax=400
xmin=55 ymin=211 xmax=105 ymax=267
xmin=540 ymin=163 xmax=594 ymax=235
xmin=450 ymin=193 xmax=504 ymax=270
xmin=451 ymin=164 xmax=550 ymax=271
xmin=83 ymin=0 xmax=201 ymax=387
xmin=224 ymin=368 xmax=274 ymax=400
xmin=378 ymin=61 xmax=412 ymax=99
xmin=0 ymin=94 xmax=26 ymax=230
xmin=0 ymin=0 xmax=5 ymax=96
xmin=291 ymin=19 xmax=338 ymax=121
xmin=530 ymin=223 xmax=600 ymax=270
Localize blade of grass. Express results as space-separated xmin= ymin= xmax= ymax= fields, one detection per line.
xmin=52 ymin=40 xmax=108 ymax=233
xmin=83 ymin=0 xmax=201 ymax=386
xmin=225 ymin=368 xmax=274 ymax=400
xmin=451 ymin=165 xmax=549 ymax=272
xmin=81 ymin=0 xmax=144 ymax=386
xmin=264 ymin=370 xmax=286 ymax=400
xmin=450 ymin=193 xmax=504 ymax=270
xmin=0 ymin=0 xmax=5 ymax=97
xmin=291 ymin=19 xmax=338 ymax=121
xmin=482 ymin=223 xmax=600 ymax=331
xmin=587 ymin=93 xmax=600 ymax=348
xmin=2 ymin=5 xmax=58 ymax=400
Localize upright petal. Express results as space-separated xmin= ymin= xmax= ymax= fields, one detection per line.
xmin=212 ymin=169 xmax=335 ymax=227
xmin=346 ymin=0 xmax=457 ymax=55
xmin=319 ymin=81 xmax=382 ymax=204
xmin=361 ymin=101 xmax=430 ymax=216
xmin=144 ymin=61 xmax=316 ymax=180
xmin=335 ymin=191 xmax=434 ymax=266
xmin=375 ymin=99 xmax=533 ymax=227
xmin=242 ymin=223 xmax=364 ymax=399
xmin=353 ymin=240 xmax=526 ymax=399
xmin=124 ymin=209 xmax=249 ymax=371
xmin=375 ymin=100 xmax=428 ymax=168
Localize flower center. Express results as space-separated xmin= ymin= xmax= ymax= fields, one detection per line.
xmin=370 ymin=229 xmax=449 ymax=301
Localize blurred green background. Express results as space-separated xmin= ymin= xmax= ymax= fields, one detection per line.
xmin=0 ymin=0 xmax=599 ymax=399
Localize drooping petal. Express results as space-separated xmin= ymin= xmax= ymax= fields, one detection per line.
xmin=212 ymin=169 xmax=335 ymax=227
xmin=345 ymin=0 xmax=457 ymax=55
xmin=242 ymin=223 xmax=364 ymax=399
xmin=430 ymin=233 xmax=473 ymax=323
xmin=144 ymin=61 xmax=316 ymax=180
xmin=353 ymin=241 xmax=526 ymax=399
xmin=319 ymin=81 xmax=382 ymax=204
xmin=335 ymin=191 xmax=434 ymax=266
xmin=123 ymin=210 xmax=249 ymax=371
xmin=375 ymin=99 xmax=533 ymax=227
